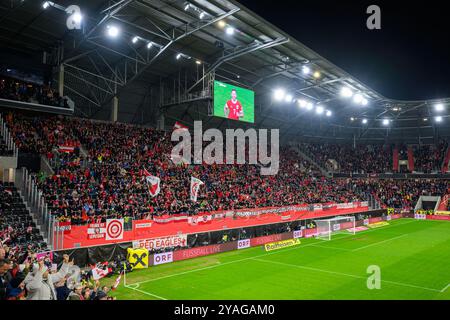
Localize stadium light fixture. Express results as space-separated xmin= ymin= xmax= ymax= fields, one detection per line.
xmin=316 ymin=106 xmax=324 ymax=115
xmin=353 ymin=93 xmax=363 ymax=104
xmin=361 ymin=98 xmax=368 ymax=106
xmin=132 ymin=36 xmax=139 ymax=44
xmin=382 ymin=119 xmax=390 ymax=126
xmin=43 ymin=1 xmax=53 ymax=9
xmin=176 ymin=53 xmax=182 ymax=60
xmin=302 ymin=66 xmax=310 ymax=75
xmin=106 ymin=25 xmax=120 ymax=38
xmin=184 ymin=3 xmax=190 ymax=11
xmin=199 ymin=11 xmax=206 ymax=19
xmin=423 ymin=118 xmax=428 ymax=122
xmin=435 ymin=116 xmax=443 ymax=122
xmin=362 ymin=118 xmax=368 ymax=124
xmin=341 ymin=86 xmax=353 ymax=98
xmin=350 ymin=117 xmax=355 ymax=121
xmin=306 ymin=102 xmax=314 ymax=110
xmin=298 ymin=99 xmax=307 ymax=108
xmin=273 ymin=89 xmax=286 ymax=101
xmin=284 ymin=94 xmax=293 ymax=103
xmin=326 ymin=110 xmax=332 ymax=117
xmin=435 ymin=103 xmax=445 ymax=112
xmin=73 ymin=12 xmax=82 ymax=24
xmin=313 ymin=71 xmax=321 ymax=79
xmin=226 ymin=27 xmax=235 ymax=35
xmin=147 ymin=42 xmax=153 ymax=49
xmin=196 ymin=60 xmax=201 ymax=65
xmin=217 ymin=20 xmax=226 ymax=28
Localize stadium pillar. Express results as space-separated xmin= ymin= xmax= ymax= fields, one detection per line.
xmin=112 ymin=97 xmax=119 ymax=122
xmin=58 ymin=64 xmax=64 ymax=96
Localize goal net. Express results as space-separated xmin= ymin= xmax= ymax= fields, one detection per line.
xmin=314 ymin=216 xmax=355 ymax=241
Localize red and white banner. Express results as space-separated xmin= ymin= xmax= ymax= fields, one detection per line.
xmin=143 ymin=168 xmax=160 ymax=197
xmin=106 ymin=219 xmax=124 ymax=241
xmin=133 ymin=234 xmax=187 ymax=250
xmin=153 ymin=214 xmax=189 ymax=224
xmin=58 ymin=145 xmax=75 ymax=153
xmin=91 ymin=267 xmax=109 ymax=280
xmin=173 ymin=121 xmax=188 ymax=131
xmin=87 ymin=223 xmax=106 ymax=240
xmin=237 ymin=239 xmax=251 ymax=250
xmin=188 ymin=214 xmax=212 ymax=225
xmin=55 ymin=221 xmax=72 ymax=234
xmin=153 ymin=252 xmax=174 ymax=266
xmin=190 ymin=177 xmax=204 ymax=202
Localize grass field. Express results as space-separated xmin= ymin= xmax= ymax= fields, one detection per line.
xmin=102 ymin=219 xmax=450 ymax=300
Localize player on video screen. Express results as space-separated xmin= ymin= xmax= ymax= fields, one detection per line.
xmin=224 ymin=89 xmax=244 ymax=120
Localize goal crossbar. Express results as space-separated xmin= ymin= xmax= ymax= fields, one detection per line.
xmin=313 ymin=216 xmax=356 ymax=241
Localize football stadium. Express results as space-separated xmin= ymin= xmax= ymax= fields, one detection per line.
xmin=0 ymin=0 xmax=449 ymax=305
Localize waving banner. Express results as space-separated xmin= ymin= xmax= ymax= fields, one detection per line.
xmin=143 ymin=168 xmax=160 ymax=197
xmin=190 ymin=176 xmax=204 ymax=202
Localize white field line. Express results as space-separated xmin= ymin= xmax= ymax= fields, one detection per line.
xmin=441 ymin=284 xmax=450 ymax=293
xmin=351 ymin=234 xmax=408 ymax=252
xmin=124 ymin=282 xmax=167 ymax=300
xmin=253 ymin=258 xmax=442 ymax=293
xmin=128 ymin=219 xmax=419 ymax=287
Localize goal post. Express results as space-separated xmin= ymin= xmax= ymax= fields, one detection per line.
xmin=314 ymin=216 xmax=356 ymax=241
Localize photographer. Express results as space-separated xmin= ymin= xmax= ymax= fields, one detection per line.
xmin=24 ymin=254 xmax=72 ymax=300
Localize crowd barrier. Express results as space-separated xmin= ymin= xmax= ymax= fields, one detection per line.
xmin=54 ymin=202 xmax=370 ymax=250
xmin=53 ymin=209 xmax=388 ymax=266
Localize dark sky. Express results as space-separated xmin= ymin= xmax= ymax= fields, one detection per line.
xmin=238 ymin=0 xmax=450 ymax=101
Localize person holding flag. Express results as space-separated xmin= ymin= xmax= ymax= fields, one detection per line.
xmin=190 ymin=177 xmax=204 ymax=202
xmin=142 ymin=168 xmax=161 ymax=198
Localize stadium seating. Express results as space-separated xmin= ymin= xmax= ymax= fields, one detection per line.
xmin=0 ymin=181 xmax=47 ymax=252
xmin=2 ymin=111 xmax=449 ymax=225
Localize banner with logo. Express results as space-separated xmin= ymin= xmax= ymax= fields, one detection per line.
xmin=133 ymin=234 xmax=188 ymax=250
xmin=190 ymin=176 xmax=204 ymax=202
xmin=106 ymin=219 xmax=124 ymax=241
xmin=188 ymin=214 xmax=212 ymax=225
xmin=264 ymin=238 xmax=301 ymax=252
xmin=127 ymin=248 xmax=149 ymax=269
xmin=143 ymin=168 xmax=160 ymax=197
xmin=237 ymin=239 xmax=251 ymax=250
xmin=153 ymin=252 xmax=174 ymax=266
xmin=293 ymin=230 xmax=303 ymax=239
xmin=87 ymin=223 xmax=106 ymax=240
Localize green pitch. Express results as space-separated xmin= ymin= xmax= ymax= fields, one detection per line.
xmin=102 ymin=219 xmax=450 ymax=300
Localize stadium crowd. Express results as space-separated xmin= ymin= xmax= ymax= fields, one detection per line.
xmin=298 ymin=143 xmax=392 ymax=173
xmin=2 ymin=112 xmax=450 ymax=226
xmin=0 ymin=76 xmax=68 ymax=108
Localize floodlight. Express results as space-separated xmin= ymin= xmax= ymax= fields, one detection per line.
xmin=107 ymin=25 xmax=120 ymax=38
xmin=302 ymin=66 xmax=310 ymax=75
xmin=306 ymin=102 xmax=314 ymax=110
xmin=316 ymin=106 xmax=324 ymax=114
xmin=313 ymin=71 xmax=321 ymax=79
xmin=226 ymin=27 xmax=235 ymax=35
xmin=217 ymin=20 xmax=226 ymax=28
xmin=362 ymin=119 xmax=368 ymax=124
xmin=326 ymin=110 xmax=332 ymax=117
xmin=435 ymin=103 xmax=445 ymax=112
xmin=273 ymin=89 xmax=285 ymax=101
xmin=147 ymin=42 xmax=153 ymax=49
xmin=284 ymin=94 xmax=293 ymax=103
xmin=383 ymin=119 xmax=390 ymax=126
xmin=341 ymin=87 xmax=353 ymax=98
xmin=132 ymin=36 xmax=139 ymax=44
xmin=436 ymin=116 xmax=443 ymax=122
xmin=361 ymin=98 xmax=368 ymax=106
xmin=298 ymin=99 xmax=307 ymax=108
xmin=176 ymin=53 xmax=182 ymax=60
xmin=43 ymin=1 xmax=53 ymax=9
xmin=353 ymin=93 xmax=363 ymax=104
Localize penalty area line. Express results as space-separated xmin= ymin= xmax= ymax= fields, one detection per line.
xmin=124 ymin=283 xmax=167 ymax=300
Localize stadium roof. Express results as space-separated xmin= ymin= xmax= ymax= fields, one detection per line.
xmin=1 ymin=0 xmax=450 ymax=144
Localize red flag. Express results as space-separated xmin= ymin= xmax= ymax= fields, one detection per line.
xmin=142 ymin=168 xmax=161 ymax=197
xmin=173 ymin=121 xmax=188 ymax=131
xmin=111 ymin=271 xmax=123 ymax=290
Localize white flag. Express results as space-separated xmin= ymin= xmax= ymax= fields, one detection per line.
xmin=143 ymin=168 xmax=160 ymax=197
xmin=190 ymin=177 xmax=204 ymax=202
xmin=91 ymin=267 xmax=109 ymax=280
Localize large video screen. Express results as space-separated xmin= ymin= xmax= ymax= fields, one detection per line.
xmin=213 ymin=81 xmax=255 ymax=123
